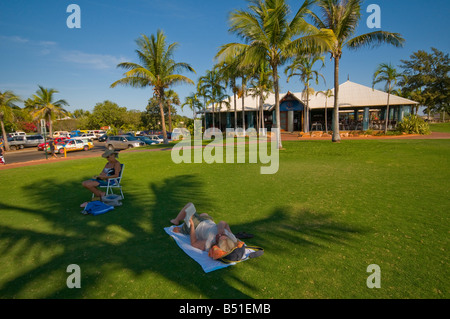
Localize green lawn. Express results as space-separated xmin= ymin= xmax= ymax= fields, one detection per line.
xmin=430 ymin=122 xmax=450 ymax=133
xmin=0 ymin=139 xmax=448 ymax=299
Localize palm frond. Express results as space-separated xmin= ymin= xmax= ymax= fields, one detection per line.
xmin=346 ymin=31 xmax=405 ymax=50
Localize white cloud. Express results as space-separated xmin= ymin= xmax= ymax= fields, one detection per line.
xmin=0 ymin=35 xmax=29 ymax=43
xmin=62 ymin=51 xmax=127 ymax=70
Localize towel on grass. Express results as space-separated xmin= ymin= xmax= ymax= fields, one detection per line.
xmin=164 ymin=225 xmax=254 ymax=273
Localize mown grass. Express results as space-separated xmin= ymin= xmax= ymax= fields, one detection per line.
xmin=0 ymin=138 xmax=448 ymax=299
xmin=429 ymin=122 xmax=450 ymax=133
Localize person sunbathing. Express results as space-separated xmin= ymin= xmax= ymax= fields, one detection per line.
xmin=170 ymin=203 xmax=238 ymax=253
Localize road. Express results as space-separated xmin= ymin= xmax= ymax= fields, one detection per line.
xmin=2 ymin=141 xmax=107 ymax=165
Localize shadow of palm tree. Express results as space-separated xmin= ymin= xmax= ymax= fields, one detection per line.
xmin=0 ymin=173 xmax=363 ymax=299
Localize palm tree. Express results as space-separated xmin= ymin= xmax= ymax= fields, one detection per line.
xmin=308 ymin=0 xmax=405 ymax=142
xmin=248 ymin=60 xmax=273 ymax=133
xmin=111 ymin=31 xmax=195 ymax=144
xmin=217 ymin=0 xmax=330 ymax=149
xmin=181 ymin=93 xmax=202 ymax=119
xmin=372 ymin=63 xmax=403 ymax=134
xmin=165 ymin=89 xmax=180 ymax=133
xmin=28 ymin=86 xmax=69 ymax=138
xmin=285 ymin=55 xmax=325 ymax=132
xmin=316 ymin=89 xmax=334 ymax=134
xmin=216 ymin=60 xmax=241 ymax=129
xmin=0 ymin=90 xmax=21 ymax=151
xmin=198 ymin=68 xmax=226 ymax=129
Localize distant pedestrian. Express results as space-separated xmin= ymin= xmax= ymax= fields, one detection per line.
xmin=49 ymin=138 xmax=58 ymax=158
xmin=0 ymin=139 xmax=5 ymax=164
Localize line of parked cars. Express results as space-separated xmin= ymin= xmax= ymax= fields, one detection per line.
xmin=103 ymin=134 xmax=164 ymax=150
xmin=4 ymin=128 xmax=187 ymax=154
xmin=7 ymin=134 xmax=46 ymax=150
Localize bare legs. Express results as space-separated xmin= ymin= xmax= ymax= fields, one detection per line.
xmin=170 ymin=202 xmax=193 ymax=225
xmin=82 ymin=180 xmax=106 ymax=198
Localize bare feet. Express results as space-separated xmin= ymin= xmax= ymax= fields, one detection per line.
xmin=170 ymin=219 xmax=179 ymax=225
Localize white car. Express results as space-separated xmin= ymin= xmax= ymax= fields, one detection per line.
xmin=105 ymin=135 xmax=145 ymax=150
xmin=53 ymin=138 xmax=93 ymax=154
xmin=80 ymin=133 xmax=96 ymax=141
xmin=171 ymin=128 xmax=190 ymax=141
xmin=147 ymin=135 xmax=164 ymax=143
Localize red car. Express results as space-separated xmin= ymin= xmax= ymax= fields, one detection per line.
xmin=37 ymin=137 xmax=69 ymax=151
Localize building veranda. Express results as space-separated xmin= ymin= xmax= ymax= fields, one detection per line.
xmin=201 ymin=81 xmax=419 ymax=134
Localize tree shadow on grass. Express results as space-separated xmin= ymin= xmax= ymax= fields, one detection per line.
xmin=0 ymin=173 xmax=363 ymax=299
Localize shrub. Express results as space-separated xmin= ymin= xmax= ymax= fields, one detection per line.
xmin=397 ymin=114 xmax=431 ymax=135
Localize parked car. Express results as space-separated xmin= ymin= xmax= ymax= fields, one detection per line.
xmin=80 ymin=133 xmax=96 ymax=141
xmin=171 ymin=128 xmax=190 ymax=141
xmin=147 ymin=135 xmax=164 ymax=144
xmin=136 ymin=136 xmax=159 ymax=145
xmin=24 ymin=135 xmax=45 ymax=147
xmin=7 ymin=136 xmax=26 ymax=150
xmin=52 ymin=138 xmax=93 ymax=154
xmin=105 ymin=135 xmax=145 ymax=150
xmin=8 ymin=131 xmax=26 ymax=138
xmin=7 ymin=135 xmax=45 ymax=150
xmin=37 ymin=137 xmax=69 ymax=151
xmin=98 ymin=133 xmax=109 ymax=142
xmin=53 ymin=131 xmax=70 ymax=138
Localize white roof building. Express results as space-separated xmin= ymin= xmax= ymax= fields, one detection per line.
xmin=205 ymin=80 xmax=418 ymax=112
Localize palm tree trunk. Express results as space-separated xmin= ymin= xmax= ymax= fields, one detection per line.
xmin=168 ymin=104 xmax=173 ymax=133
xmin=0 ymin=114 xmax=10 ymax=151
xmin=234 ymin=91 xmax=237 ymax=129
xmin=325 ymin=98 xmax=328 ymax=134
xmin=242 ymin=82 xmax=246 ymax=132
xmin=273 ymin=65 xmax=282 ymax=149
xmin=48 ymin=113 xmax=53 ymax=138
xmin=332 ymin=57 xmax=341 ymax=143
xmin=385 ymin=84 xmax=391 ymax=134
xmin=158 ymin=91 xmax=168 ymax=144
xmin=260 ymin=93 xmax=265 ymax=134
xmin=306 ymin=88 xmax=310 ymax=133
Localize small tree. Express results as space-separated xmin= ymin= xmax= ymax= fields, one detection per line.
xmin=372 ymin=63 xmax=403 ymax=133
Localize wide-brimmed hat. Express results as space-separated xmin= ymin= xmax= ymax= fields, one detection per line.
xmin=102 ymin=149 xmax=119 ymax=158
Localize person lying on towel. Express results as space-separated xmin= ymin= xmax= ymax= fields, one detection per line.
xmin=170 ymin=203 xmax=239 ymax=256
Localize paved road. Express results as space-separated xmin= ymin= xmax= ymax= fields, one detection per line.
xmin=2 ymin=141 xmax=107 ymax=165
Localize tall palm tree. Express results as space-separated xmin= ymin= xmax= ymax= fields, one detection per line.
xmin=0 ymin=90 xmax=21 ymax=151
xmin=165 ymin=89 xmax=180 ymax=133
xmin=111 ymin=31 xmax=195 ymax=144
xmin=285 ymin=55 xmax=325 ymax=132
xmin=308 ymin=0 xmax=405 ymax=142
xmin=372 ymin=63 xmax=403 ymax=134
xmin=29 ymin=86 xmax=69 ymax=138
xmin=182 ymin=92 xmax=201 ymax=119
xmin=216 ymin=60 xmax=241 ymax=129
xmin=217 ymin=0 xmax=330 ymax=149
xmin=316 ymin=89 xmax=334 ymax=134
xmin=198 ymin=68 xmax=226 ymax=129
xmin=248 ymin=60 xmax=273 ymax=133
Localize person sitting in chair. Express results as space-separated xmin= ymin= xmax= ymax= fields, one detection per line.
xmin=82 ymin=149 xmax=121 ymax=200
xmin=170 ymin=203 xmax=239 ymax=254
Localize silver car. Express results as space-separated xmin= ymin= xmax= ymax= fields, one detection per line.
xmin=105 ymin=135 xmax=145 ymax=150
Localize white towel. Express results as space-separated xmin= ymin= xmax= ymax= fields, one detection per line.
xmin=164 ymin=225 xmax=253 ymax=273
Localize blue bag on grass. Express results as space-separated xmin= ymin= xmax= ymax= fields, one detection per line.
xmin=82 ymin=201 xmax=114 ymax=216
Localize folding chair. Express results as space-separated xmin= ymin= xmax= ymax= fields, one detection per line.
xmin=93 ymin=164 xmax=125 ymax=199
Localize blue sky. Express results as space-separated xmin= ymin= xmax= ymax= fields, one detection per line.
xmin=0 ymin=0 xmax=449 ymax=117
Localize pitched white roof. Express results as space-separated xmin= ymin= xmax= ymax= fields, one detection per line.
xmin=205 ymin=80 xmax=418 ymax=113
xmin=300 ymin=81 xmax=419 ymax=109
